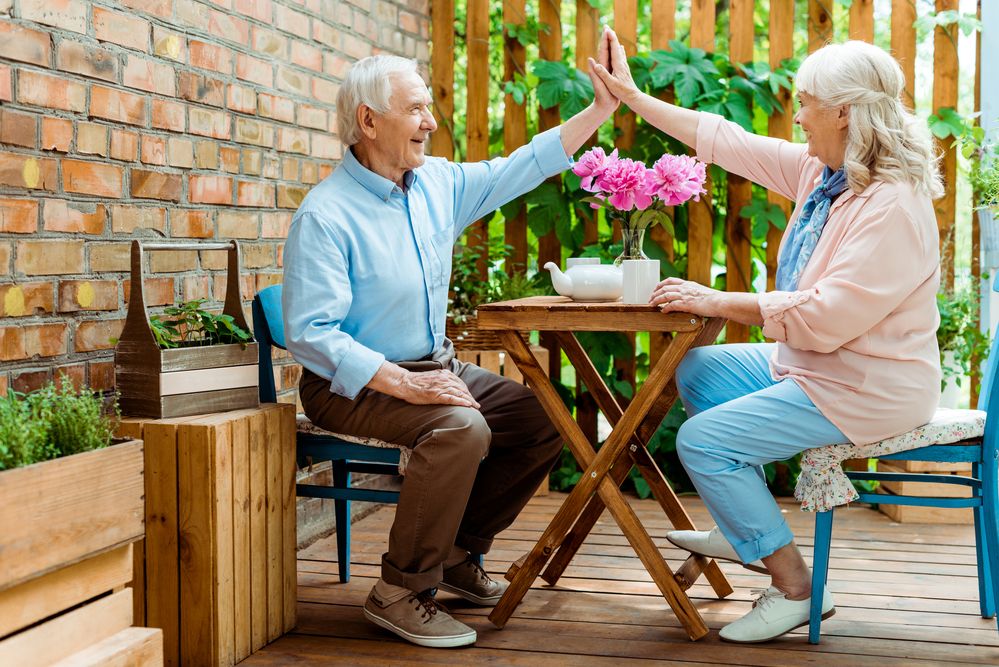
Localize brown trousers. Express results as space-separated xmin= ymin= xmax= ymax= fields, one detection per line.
xmin=299 ymin=342 xmax=562 ymax=592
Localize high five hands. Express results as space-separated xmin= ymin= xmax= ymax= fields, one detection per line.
xmin=587 ymin=28 xmax=641 ymax=109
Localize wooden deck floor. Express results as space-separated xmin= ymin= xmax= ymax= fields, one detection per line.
xmin=240 ymin=494 xmax=999 ymax=666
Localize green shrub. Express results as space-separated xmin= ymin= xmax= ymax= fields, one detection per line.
xmin=0 ymin=379 xmax=118 ymax=472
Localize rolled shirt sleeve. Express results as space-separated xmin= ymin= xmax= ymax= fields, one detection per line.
xmin=282 ymin=211 xmax=385 ymax=399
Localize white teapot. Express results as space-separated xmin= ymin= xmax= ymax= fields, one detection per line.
xmin=544 ymin=261 xmax=623 ymax=302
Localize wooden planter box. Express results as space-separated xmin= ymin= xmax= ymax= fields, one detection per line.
xmin=118 ymin=403 xmax=297 ymax=667
xmin=876 ymin=460 xmax=974 ymax=524
xmin=0 ymin=440 xmax=164 ymax=665
xmin=115 ymin=240 xmax=259 ymax=419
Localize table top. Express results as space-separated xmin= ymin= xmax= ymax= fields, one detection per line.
xmin=476 ymin=296 xmax=707 ymax=333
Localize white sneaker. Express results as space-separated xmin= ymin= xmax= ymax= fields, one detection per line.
xmin=719 ymin=585 xmax=835 ymax=643
xmin=665 ymin=526 xmax=767 ymax=573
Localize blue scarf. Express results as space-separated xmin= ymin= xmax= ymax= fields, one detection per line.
xmin=775 ymin=166 xmax=849 ymax=292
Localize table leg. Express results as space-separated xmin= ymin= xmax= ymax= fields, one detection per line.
xmin=489 ymin=330 xmax=710 ymax=640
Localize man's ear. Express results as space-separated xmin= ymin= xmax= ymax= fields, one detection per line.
xmin=836 ymin=105 xmax=850 ymax=130
xmin=357 ymin=104 xmax=377 ymax=140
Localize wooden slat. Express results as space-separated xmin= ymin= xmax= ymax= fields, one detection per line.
xmin=933 ymin=0 xmax=959 ymax=291
xmin=767 ymin=0 xmax=795 ymax=292
xmin=51 ymin=627 xmax=163 ymax=667
xmin=158 ymin=386 xmax=259 ymax=419
xmin=891 ymin=0 xmax=917 ymax=109
xmin=687 ymin=0 xmax=715 ymax=286
xmin=280 ymin=405 xmax=298 ymax=634
xmin=478 ymin=349 xmax=502 ymax=375
xmin=232 ymin=414 xmax=252 ymax=662
xmin=849 ymin=0 xmax=874 ymax=42
xmin=614 ymin=0 xmax=637 ymax=150
xmin=504 ymin=0 xmax=528 ymax=275
xmin=265 ymin=408 xmax=284 ymax=643
xmin=970 ymin=0 xmax=982 ymax=406
xmin=808 ymin=0 xmax=834 ymax=52
xmin=429 ymin=0 xmax=455 ymax=159
xmin=159 ymin=364 xmax=257 ymax=396
xmin=160 ymin=343 xmax=258 ymax=372
xmin=466 ymin=0 xmax=490 ymax=280
xmin=575 ymin=0 xmax=601 ymax=253
xmin=537 ymin=0 xmax=563 ymax=278
xmin=248 ymin=410 xmax=269 ymax=652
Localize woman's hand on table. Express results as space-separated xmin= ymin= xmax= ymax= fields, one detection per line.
xmin=650 ymin=278 xmax=765 ymax=326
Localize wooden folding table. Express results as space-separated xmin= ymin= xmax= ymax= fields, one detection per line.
xmin=476 ymin=296 xmax=733 ymax=641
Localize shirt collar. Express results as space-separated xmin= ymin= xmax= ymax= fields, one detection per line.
xmin=342 ymin=147 xmax=418 ymax=201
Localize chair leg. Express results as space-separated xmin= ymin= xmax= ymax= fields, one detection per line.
xmin=332 ymin=460 xmax=352 ymax=583
xmin=981 ymin=456 xmax=999 ymax=634
xmin=809 ymin=510 xmax=834 ymax=645
xmin=973 ymin=463 xmax=996 ymax=619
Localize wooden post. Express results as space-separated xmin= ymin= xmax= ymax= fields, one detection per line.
xmin=849 ymin=0 xmax=874 ymax=43
xmin=808 ymin=0 xmax=834 ymax=52
xmin=687 ymin=0 xmax=715 ymax=287
xmin=891 ymin=0 xmax=917 ymax=110
xmin=971 ymin=0 xmax=982 ymax=407
xmin=539 ymin=0 xmax=563 ymax=381
xmin=933 ymin=0 xmax=959 ymax=291
xmin=429 ymin=0 xmax=455 ymax=160
xmin=504 ymin=0 xmax=528 ymax=276
xmin=466 ymin=0 xmax=490 ymax=281
xmin=767 ymin=0 xmax=794 ymax=292
xmin=725 ymin=0 xmax=754 ymax=344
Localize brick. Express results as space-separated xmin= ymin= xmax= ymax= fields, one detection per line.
xmin=56 ymin=41 xmax=119 ymax=83
xmin=277 ymin=184 xmax=307 ymax=209
xmin=399 ymin=10 xmax=419 ymax=34
xmin=207 ymin=9 xmax=250 ymax=46
xmin=41 ymin=118 xmax=72 ymax=152
xmin=75 ymin=319 xmax=124 ymax=352
xmin=274 ymin=4 xmax=309 ymax=36
xmin=297 ymin=104 xmax=328 ymax=131
xmin=262 ymin=154 xmax=280 ymax=179
xmin=190 ymin=40 xmax=232 ymax=74
xmin=218 ymin=210 xmax=258 ymax=237
xmin=199 ymin=250 xmax=227 ymax=270
xmin=257 ymin=93 xmax=294 ymax=123
xmin=181 ymin=274 xmax=210 ymax=301
xmin=54 ymin=364 xmax=86 ymax=391
xmin=94 ymin=7 xmax=150 ymax=52
xmin=0 ymin=65 xmax=10 ymax=102
xmin=63 ymin=160 xmax=123 ymax=198
xmin=152 ymin=25 xmax=186 ymax=61
xmin=171 ymin=209 xmax=213 ymax=238
xmin=0 ymin=152 xmax=57 ymax=190
xmin=179 ymin=71 xmax=225 ymax=107
xmin=131 ymin=169 xmax=182 ymax=201
xmin=11 ymin=369 xmax=51 ymax=393
xmin=91 ymin=86 xmax=147 ymax=127
xmin=312 ymin=22 xmax=337 ymax=49
xmin=88 ymin=360 xmax=115 ymax=391
xmin=151 ymin=99 xmax=185 ymax=132
xmin=311 ymin=77 xmax=338 ymax=106
xmin=0 ymin=282 xmax=53 ymax=317
xmin=20 ymin=0 xmax=86 ymax=32
xmin=234 ymin=0 xmax=272 ymax=22
xmin=0 ymin=327 xmax=25 ymax=361
xmin=0 ymin=199 xmax=38 ymax=233
xmin=167 ymin=138 xmax=194 ymax=168
xmin=234 ymin=117 xmax=274 ymax=148
xmin=220 ymin=146 xmax=240 ymax=173
xmin=188 ymin=107 xmax=231 ymax=140
xmin=236 ymin=180 xmax=274 ymax=208
xmin=149 ymin=250 xmax=196 ymax=273
xmin=290 ymin=40 xmax=322 ymax=72
xmin=15 ymin=240 xmax=84 ymax=275
xmin=318 ymin=163 xmax=333 ymax=179
xmin=323 ymin=53 xmax=350 ymax=79
xmin=42 ymin=199 xmax=105 ymax=234
xmin=189 ymin=174 xmax=232 ymax=204
xmin=111 ymin=205 xmax=166 ymax=233
xmin=0 ymin=109 xmax=37 ymax=148
xmin=58 ymin=279 xmax=117 ymax=312
xmin=281 ymin=157 xmax=297 ymax=181
xmin=89 ymin=243 xmax=130 ymax=272
xmin=0 ymin=21 xmax=52 ymax=66
xmin=236 ymin=53 xmax=273 ymax=87
xmin=120 ymin=0 xmax=172 ymax=19
xmin=312 ymin=132 xmax=340 ymax=160
xmin=25 ymin=323 xmax=68 ymax=358
xmin=251 ymin=26 xmax=286 ymax=58
xmin=276 ymin=66 xmax=310 ymax=97
xmin=110 ymin=129 xmax=139 ymax=161
xmin=124 ymin=56 xmax=176 ymax=96
xmin=194 ymin=140 xmax=218 ymax=169
xmin=241 ymin=243 xmax=275 ymax=269
xmin=261 ymin=211 xmax=291 ymax=238
xmin=227 ymin=84 xmax=256 ymax=114
xmin=123 ymin=276 xmax=173 ymax=306
xmin=140 ymin=135 xmax=167 ymax=165
xmin=76 ymin=122 xmax=109 ymax=156
xmin=278 ymin=127 xmax=309 ymax=154
xmin=242 ymin=149 xmax=262 ymax=175
xmin=341 ymin=33 xmax=372 ymax=60
xmin=300 ymin=160 xmax=319 ymax=184
xmin=17 ymin=70 xmax=86 ymax=113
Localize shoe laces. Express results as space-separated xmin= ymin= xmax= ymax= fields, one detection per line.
xmin=412 ymin=589 xmax=448 ymax=621
xmin=749 ymin=586 xmax=786 ymax=613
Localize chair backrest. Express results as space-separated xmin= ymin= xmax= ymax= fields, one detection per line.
xmin=253 ymin=284 xmax=285 ymax=404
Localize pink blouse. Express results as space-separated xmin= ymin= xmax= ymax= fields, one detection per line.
xmin=695 ymin=113 xmax=941 ymax=445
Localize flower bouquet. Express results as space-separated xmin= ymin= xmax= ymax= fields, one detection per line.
xmin=573 ymin=147 xmax=707 ymax=265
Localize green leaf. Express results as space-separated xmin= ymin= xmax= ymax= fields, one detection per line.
xmin=524 ymin=181 xmax=567 ymax=237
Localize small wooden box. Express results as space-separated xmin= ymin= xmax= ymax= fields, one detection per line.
xmin=115 ymin=240 xmax=259 ymax=419
xmin=876 ymin=461 xmax=974 ymax=524
xmin=119 ymin=404 xmax=297 ymax=667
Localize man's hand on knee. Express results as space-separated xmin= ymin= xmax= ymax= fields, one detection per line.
xmin=368 ymin=362 xmax=480 ymax=408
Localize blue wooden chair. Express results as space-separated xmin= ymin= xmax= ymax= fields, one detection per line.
xmin=807 ymin=304 xmax=999 ymax=643
xmin=253 ymin=284 xmax=403 ymax=583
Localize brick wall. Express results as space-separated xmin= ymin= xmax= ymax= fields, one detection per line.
xmin=0 ymin=0 xmax=430 ymax=400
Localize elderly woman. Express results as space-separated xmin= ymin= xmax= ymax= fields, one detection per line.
xmin=592 ymin=30 xmax=942 ymax=642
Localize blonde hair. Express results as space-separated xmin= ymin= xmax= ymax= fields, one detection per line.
xmin=336 ymin=55 xmax=420 ymax=146
xmin=795 ymin=41 xmax=943 ymax=198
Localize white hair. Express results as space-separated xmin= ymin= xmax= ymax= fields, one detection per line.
xmin=335 ymin=55 xmax=421 ymax=146
xmin=796 ymin=41 xmax=943 ymax=198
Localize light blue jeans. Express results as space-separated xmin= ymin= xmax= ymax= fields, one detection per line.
xmin=674 ymin=343 xmax=848 ymax=563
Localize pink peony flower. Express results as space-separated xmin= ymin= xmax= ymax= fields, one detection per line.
xmin=572 ymin=147 xmax=619 ymax=192
xmin=645 ymin=154 xmax=707 ymax=206
xmin=595 ymin=158 xmax=654 ymax=211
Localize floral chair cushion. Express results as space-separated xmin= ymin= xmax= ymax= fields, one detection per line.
xmin=795 ymin=408 xmax=986 ymax=512
xmin=296 ymin=414 xmax=410 ymax=475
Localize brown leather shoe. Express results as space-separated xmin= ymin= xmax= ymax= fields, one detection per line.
xmin=363 ymin=587 xmax=476 ymax=648
xmin=438 ymin=557 xmax=508 ymax=606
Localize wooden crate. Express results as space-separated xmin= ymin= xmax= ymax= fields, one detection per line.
xmin=119 ymin=403 xmax=297 ymax=667
xmin=456 ymin=346 xmax=551 ymax=496
xmin=115 ymin=240 xmax=259 ymax=419
xmin=876 ymin=461 xmax=974 ymax=524
xmin=0 ymin=441 xmax=164 ymax=666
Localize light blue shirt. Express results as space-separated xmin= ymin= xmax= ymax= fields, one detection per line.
xmin=282 ymin=126 xmax=571 ymax=399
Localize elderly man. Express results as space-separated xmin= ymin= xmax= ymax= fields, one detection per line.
xmin=282 ymin=48 xmax=617 ymax=647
